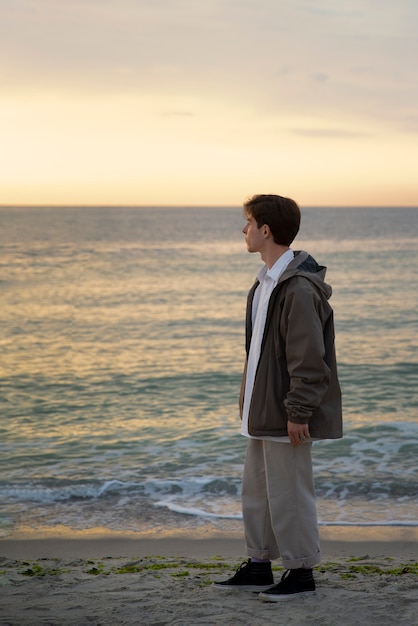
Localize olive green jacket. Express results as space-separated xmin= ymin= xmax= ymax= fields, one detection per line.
xmin=239 ymin=250 xmax=343 ymax=439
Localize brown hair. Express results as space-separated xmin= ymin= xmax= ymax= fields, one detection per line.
xmin=244 ymin=194 xmax=301 ymax=246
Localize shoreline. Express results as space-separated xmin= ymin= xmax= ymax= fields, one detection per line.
xmin=1 ymin=525 xmax=417 ymax=560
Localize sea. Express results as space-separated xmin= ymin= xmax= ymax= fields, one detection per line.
xmin=0 ymin=206 xmax=417 ymax=539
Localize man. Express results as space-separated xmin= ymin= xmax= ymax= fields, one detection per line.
xmin=214 ymin=194 xmax=342 ymax=601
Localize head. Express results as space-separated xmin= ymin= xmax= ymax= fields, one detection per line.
xmin=243 ymin=194 xmax=301 ymax=246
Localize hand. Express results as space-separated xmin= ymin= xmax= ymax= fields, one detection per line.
xmin=287 ymin=421 xmax=310 ymax=447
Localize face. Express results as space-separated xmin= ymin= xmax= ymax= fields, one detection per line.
xmin=242 ymin=215 xmax=265 ymax=253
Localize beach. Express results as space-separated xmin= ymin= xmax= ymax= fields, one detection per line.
xmin=0 ymin=527 xmax=417 ymax=625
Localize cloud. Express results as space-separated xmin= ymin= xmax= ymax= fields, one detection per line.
xmin=290 ymin=128 xmax=371 ymax=138
xmin=399 ymin=115 xmax=418 ymax=133
xmin=313 ymin=73 xmax=330 ymax=83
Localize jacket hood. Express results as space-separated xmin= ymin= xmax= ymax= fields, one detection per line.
xmin=279 ymin=250 xmax=332 ymax=300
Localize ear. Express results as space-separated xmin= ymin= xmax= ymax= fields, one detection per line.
xmin=263 ymin=224 xmax=271 ymax=238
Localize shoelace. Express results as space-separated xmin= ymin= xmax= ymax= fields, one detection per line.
xmin=235 ymin=560 xmax=251 ymax=573
xmin=281 ymin=568 xmax=313 ymax=582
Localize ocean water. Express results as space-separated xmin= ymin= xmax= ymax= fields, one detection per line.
xmin=0 ymin=206 xmax=417 ymax=538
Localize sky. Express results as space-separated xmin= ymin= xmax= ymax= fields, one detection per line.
xmin=1 ymin=0 xmax=417 ymax=206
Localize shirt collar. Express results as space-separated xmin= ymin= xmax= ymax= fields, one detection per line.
xmin=257 ymin=249 xmax=294 ymax=283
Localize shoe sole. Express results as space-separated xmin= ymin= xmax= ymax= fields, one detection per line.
xmin=212 ymin=583 xmax=273 ymax=591
xmin=259 ymin=590 xmax=316 ymax=602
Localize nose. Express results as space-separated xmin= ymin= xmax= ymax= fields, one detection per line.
xmin=242 ymin=224 xmax=248 ymax=234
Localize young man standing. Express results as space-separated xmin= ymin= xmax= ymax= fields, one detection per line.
xmin=214 ymin=194 xmax=343 ymax=601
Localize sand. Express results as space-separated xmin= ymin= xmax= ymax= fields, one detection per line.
xmin=0 ymin=527 xmax=417 ymax=625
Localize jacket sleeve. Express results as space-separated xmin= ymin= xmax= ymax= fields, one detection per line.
xmin=281 ymin=277 xmax=331 ymax=424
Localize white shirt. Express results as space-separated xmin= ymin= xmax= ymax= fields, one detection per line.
xmin=241 ymin=249 xmax=294 ymax=441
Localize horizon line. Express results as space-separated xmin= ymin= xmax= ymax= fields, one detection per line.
xmin=1 ymin=204 xmax=417 ymax=210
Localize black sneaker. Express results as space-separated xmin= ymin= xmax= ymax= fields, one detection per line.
xmin=213 ymin=559 xmax=274 ymax=591
xmin=259 ymin=568 xmax=315 ymax=601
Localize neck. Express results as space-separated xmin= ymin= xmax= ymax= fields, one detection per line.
xmin=261 ymin=245 xmax=290 ymax=269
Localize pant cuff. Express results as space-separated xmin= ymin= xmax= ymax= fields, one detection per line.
xmin=281 ymin=551 xmax=321 ymax=570
xmin=246 ymin=546 xmax=280 ymax=561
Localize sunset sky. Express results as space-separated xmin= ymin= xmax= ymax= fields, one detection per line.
xmin=1 ymin=0 xmax=417 ymax=206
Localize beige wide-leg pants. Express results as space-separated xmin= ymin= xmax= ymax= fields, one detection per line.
xmin=242 ymin=438 xmax=321 ymax=569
